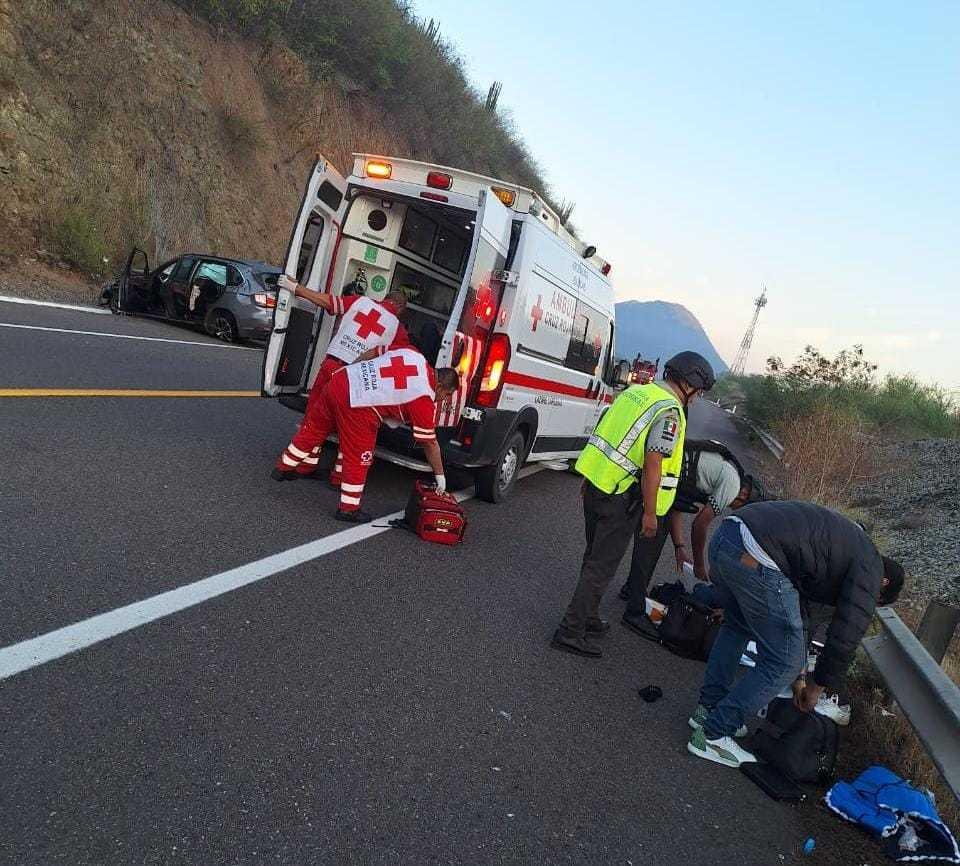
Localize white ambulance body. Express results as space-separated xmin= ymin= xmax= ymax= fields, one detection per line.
xmin=262 ymin=154 xmax=622 ymax=501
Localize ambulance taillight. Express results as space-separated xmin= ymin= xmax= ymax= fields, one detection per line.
xmin=476 ymin=334 xmax=511 ymax=408
xmin=365 ymin=160 xmax=392 ymax=179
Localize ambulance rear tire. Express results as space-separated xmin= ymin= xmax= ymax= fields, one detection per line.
xmin=476 ymin=431 xmax=526 ymax=503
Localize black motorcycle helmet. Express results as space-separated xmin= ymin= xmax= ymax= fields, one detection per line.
xmin=663 ymin=351 xmax=716 ymax=392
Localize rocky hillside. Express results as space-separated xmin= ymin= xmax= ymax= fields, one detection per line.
xmin=0 ymin=0 xmax=414 ymax=295
xmin=851 ymin=438 xmax=960 ymax=607
xmin=615 ymin=300 xmax=728 ymax=374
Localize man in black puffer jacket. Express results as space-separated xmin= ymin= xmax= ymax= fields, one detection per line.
xmin=687 ymin=501 xmax=905 ymax=769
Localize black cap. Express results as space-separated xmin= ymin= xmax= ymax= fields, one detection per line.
xmin=663 ymin=351 xmax=716 ymax=391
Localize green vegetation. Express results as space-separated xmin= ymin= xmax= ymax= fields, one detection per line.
xmin=720 ymin=345 xmax=960 ymax=440
xmin=49 ymin=205 xmax=111 ymax=274
xmin=218 ymin=107 xmax=263 ymax=153
xmin=174 ymin=0 xmax=566 ymax=213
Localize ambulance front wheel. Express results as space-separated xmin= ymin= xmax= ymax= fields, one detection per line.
xmin=475 ymin=431 xmax=526 ymax=503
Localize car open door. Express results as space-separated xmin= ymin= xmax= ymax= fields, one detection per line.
xmin=113 ymin=248 xmax=149 ymax=313
xmin=434 ymin=189 xmax=513 ymax=424
xmin=262 ymin=156 xmax=347 ymax=397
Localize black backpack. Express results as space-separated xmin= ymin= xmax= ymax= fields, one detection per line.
xmin=656 ymin=593 xmax=722 ymax=661
xmin=751 ymin=697 xmax=839 ymax=784
xmin=673 ymin=439 xmax=748 ymax=514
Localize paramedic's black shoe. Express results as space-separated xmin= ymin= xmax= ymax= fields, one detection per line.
xmin=550 ymin=630 xmax=602 ymax=658
xmin=271 ymin=468 xmax=298 ymax=482
xmin=586 ymin=618 xmax=610 ymax=635
xmin=335 ymin=508 xmax=372 ymax=524
xmin=621 ymin=612 xmax=659 ymax=639
xmin=618 ymin=583 xmax=630 ymax=601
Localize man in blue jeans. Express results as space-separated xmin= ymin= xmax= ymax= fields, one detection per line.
xmin=687 ymin=501 xmax=905 ymax=768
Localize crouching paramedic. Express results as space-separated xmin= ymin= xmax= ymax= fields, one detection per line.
xmin=620 ymin=440 xmax=769 ymax=632
xmin=686 ymin=501 xmax=905 ymax=768
xmin=276 ymin=275 xmax=412 ymax=480
xmin=552 ymin=352 xmax=716 ymax=658
xmin=273 ymin=348 xmax=459 ymax=524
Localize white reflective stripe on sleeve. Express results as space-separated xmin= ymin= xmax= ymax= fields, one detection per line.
xmin=332 ymin=297 xmax=344 ymax=315
xmin=340 ymin=494 xmax=362 ymax=506
xmin=302 ymin=455 xmax=319 ymax=466
xmin=281 ymin=453 xmax=299 ymax=467
xmin=412 ymin=426 xmax=434 ymax=434
xmin=340 ymin=482 xmax=365 ymax=493
xmin=287 ymin=443 xmax=310 ymax=459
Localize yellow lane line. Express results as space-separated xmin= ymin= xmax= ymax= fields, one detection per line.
xmin=0 ymin=389 xmax=261 ymax=398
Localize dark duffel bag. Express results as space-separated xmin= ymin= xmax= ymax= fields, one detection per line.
xmin=752 ymin=697 xmax=839 ymax=784
xmin=657 ymin=593 xmax=721 ymax=661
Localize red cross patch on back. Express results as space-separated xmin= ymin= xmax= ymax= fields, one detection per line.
xmin=346 ymin=348 xmax=435 ymax=408
xmin=328 ymin=296 xmax=400 ymax=363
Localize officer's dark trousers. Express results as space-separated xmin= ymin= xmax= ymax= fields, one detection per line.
xmin=624 ymin=517 xmax=670 ymax=618
xmin=560 ymin=482 xmax=643 ymax=638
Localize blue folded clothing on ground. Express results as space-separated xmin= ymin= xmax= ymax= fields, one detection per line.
xmin=825 ymin=765 xmax=959 ymax=863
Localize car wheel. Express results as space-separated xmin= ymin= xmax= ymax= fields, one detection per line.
xmin=475 ymin=430 xmax=527 ymax=503
xmin=207 ymin=309 xmax=238 ymax=343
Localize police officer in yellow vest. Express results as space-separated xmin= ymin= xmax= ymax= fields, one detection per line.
xmin=552 ymin=352 xmax=716 ymax=658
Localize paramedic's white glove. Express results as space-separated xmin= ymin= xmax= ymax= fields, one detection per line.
xmin=278 ymin=274 xmax=298 ymax=293
xmin=434 ymin=474 xmax=447 ymax=494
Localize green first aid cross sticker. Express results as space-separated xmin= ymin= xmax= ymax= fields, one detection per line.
xmin=370 ymin=274 xmax=387 ymax=293
xmin=363 ymin=245 xmax=378 ymax=263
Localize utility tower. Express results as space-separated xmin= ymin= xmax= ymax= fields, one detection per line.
xmin=730 ymin=287 xmax=768 ymax=376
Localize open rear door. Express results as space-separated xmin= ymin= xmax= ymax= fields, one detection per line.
xmin=262 ymin=156 xmax=347 ymax=397
xmin=435 ymin=189 xmax=513 ymax=425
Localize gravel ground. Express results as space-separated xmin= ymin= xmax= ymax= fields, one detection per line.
xmin=850 ymin=438 xmax=960 ymax=605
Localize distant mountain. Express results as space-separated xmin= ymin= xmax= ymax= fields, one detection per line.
xmin=615 ymin=300 xmax=729 ymax=375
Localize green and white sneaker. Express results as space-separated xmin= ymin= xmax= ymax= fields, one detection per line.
xmin=687 ymin=727 xmax=757 ymax=768
xmin=687 ymin=705 xmax=748 ymax=738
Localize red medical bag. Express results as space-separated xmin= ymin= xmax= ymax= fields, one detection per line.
xmin=400 ymin=480 xmax=467 ymax=545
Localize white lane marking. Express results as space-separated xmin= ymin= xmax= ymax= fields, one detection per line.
xmin=0 ymin=465 xmax=546 ymax=681
xmin=0 ymin=295 xmax=112 ymax=315
xmin=0 ymin=321 xmax=260 ymax=350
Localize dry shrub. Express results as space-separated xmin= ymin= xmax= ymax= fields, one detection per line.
xmin=777 ymin=403 xmax=883 ymax=506
xmin=844 ymin=637 xmax=960 ymax=833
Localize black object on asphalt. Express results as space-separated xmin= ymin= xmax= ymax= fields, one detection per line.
xmin=638 ymin=685 xmax=662 ymax=703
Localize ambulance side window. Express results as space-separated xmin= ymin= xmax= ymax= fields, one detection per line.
xmin=296 ymin=213 xmax=325 ymax=284
xmin=564 ymin=304 xmax=605 ymax=374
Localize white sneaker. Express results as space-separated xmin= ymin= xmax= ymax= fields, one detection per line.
xmin=687 ymin=728 xmax=758 ymax=767
xmin=815 ymin=693 xmax=851 ymax=726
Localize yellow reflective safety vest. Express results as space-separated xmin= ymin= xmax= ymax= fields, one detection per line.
xmin=575 ymin=382 xmax=686 ymax=514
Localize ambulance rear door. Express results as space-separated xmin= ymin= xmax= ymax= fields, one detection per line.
xmin=262 ymin=156 xmax=347 ymax=397
xmin=434 ymin=188 xmax=513 ymax=425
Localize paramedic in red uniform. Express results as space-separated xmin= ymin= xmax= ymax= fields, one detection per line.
xmin=272 ymin=348 xmax=460 ymax=524
xmin=276 ymin=275 xmax=413 ymax=481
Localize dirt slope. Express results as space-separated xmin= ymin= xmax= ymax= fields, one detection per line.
xmin=0 ymin=0 xmax=410 ymax=297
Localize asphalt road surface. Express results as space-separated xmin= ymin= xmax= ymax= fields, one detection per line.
xmin=0 ymin=300 xmax=873 ymax=865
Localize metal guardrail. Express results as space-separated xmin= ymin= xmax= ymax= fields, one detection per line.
xmin=864 ymin=609 xmax=960 ymax=801
xmin=715 ymin=399 xmax=960 ymax=802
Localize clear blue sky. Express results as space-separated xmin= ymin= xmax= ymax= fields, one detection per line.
xmin=412 ymin=0 xmax=958 ymax=385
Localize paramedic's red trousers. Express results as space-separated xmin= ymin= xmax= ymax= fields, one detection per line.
xmin=276 ymin=372 xmax=379 ymax=512
xmin=299 ymin=355 xmax=346 ymax=479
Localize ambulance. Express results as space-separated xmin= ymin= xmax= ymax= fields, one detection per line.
xmin=261 ymin=154 xmax=625 ymax=502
